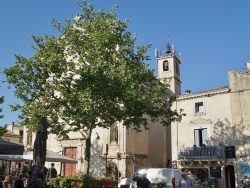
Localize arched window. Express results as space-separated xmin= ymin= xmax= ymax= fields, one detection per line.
xmin=163 ymin=61 xmax=169 ymax=71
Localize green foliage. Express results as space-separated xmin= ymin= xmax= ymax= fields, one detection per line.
xmin=77 ymin=173 xmax=113 ymax=188
xmin=60 ymin=176 xmax=81 ymax=188
xmin=0 ymin=96 xmax=3 ymax=119
xmin=0 ymin=83 xmax=4 ymax=119
xmin=79 ymin=174 xmax=93 ymax=188
xmin=4 ymin=0 xmax=183 ymax=174
xmin=48 ymin=178 xmax=60 ymax=188
xmin=0 ymin=125 xmax=7 ymax=138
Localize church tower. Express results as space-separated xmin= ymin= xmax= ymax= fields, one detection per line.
xmin=156 ymin=42 xmax=181 ymax=95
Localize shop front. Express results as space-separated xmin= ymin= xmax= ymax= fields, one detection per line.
xmin=177 ymin=145 xmax=236 ymax=188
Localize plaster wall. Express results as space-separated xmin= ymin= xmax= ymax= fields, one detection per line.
xmin=171 ymin=89 xmax=232 ymax=161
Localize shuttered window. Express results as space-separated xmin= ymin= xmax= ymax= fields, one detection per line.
xmin=194 ymin=128 xmax=208 ymax=147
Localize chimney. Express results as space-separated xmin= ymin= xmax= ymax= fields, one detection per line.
xmin=185 ymin=90 xmax=191 ymax=95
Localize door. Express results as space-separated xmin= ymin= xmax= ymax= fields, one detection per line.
xmin=64 ymin=147 xmax=77 ymax=176
xmin=225 ymin=165 xmax=235 ymax=188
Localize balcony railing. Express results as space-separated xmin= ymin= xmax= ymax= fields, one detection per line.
xmin=178 ymin=146 xmax=226 ymax=160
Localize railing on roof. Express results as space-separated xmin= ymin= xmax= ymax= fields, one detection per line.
xmin=178 ymin=146 xmax=225 ymax=159
xmin=156 ymin=45 xmax=181 ymax=61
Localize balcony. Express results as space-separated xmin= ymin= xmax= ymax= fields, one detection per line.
xmin=178 ymin=146 xmax=226 ymax=160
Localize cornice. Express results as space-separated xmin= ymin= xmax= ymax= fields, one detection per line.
xmin=177 ymin=86 xmax=230 ymax=101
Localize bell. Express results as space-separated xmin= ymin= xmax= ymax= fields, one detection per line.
xmin=166 ymin=43 xmax=171 ymax=53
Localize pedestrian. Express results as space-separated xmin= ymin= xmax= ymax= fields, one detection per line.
xmin=14 ymin=174 xmax=24 ymax=188
xmin=47 ymin=163 xmax=57 ymax=182
xmin=179 ymin=172 xmax=194 ymax=188
xmin=136 ymin=173 xmax=151 ymax=188
xmin=30 ymin=178 xmax=44 ymax=188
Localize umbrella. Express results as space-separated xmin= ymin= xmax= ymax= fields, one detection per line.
xmin=28 ymin=116 xmax=48 ymax=188
xmin=44 ymin=150 xmax=77 ymax=164
xmin=0 ymin=140 xmax=24 ymax=155
xmin=0 ymin=150 xmax=77 ymax=164
xmin=33 ymin=116 xmax=47 ymax=165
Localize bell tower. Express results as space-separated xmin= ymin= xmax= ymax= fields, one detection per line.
xmin=156 ymin=41 xmax=181 ymax=95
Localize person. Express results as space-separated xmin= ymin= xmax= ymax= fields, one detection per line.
xmin=2 ymin=175 xmax=11 ymax=188
xmin=47 ymin=163 xmax=57 ymax=182
xmin=136 ymin=173 xmax=151 ymax=188
xmin=10 ymin=166 xmax=14 ymax=176
xmin=30 ymin=178 xmax=44 ymax=188
xmin=14 ymin=174 xmax=24 ymax=188
xmin=179 ymin=172 xmax=194 ymax=188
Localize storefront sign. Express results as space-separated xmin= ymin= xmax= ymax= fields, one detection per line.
xmin=225 ymin=146 xmax=236 ymax=158
xmin=240 ymin=163 xmax=250 ymax=179
xmin=172 ymin=161 xmax=177 ymax=169
xmin=210 ymin=167 xmax=221 ymax=179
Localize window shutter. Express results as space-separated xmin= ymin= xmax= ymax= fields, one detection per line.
xmin=194 ymin=130 xmax=199 ymax=146
xmin=202 ymin=129 xmax=208 ymax=145
xmin=198 ymin=104 xmax=204 ymax=113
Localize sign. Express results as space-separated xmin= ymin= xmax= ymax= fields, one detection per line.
xmin=172 ymin=161 xmax=177 ymax=169
xmin=210 ymin=167 xmax=221 ymax=179
xmin=240 ymin=163 xmax=250 ymax=179
xmin=225 ymin=146 xmax=236 ymax=158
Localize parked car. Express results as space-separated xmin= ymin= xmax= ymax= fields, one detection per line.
xmin=118 ymin=168 xmax=181 ymax=188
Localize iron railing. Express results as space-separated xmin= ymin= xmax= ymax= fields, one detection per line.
xmin=178 ymin=146 xmax=225 ymax=159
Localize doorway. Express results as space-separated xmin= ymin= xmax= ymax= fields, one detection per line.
xmin=225 ymin=165 xmax=235 ymax=188
xmin=64 ymin=147 xmax=77 ymax=176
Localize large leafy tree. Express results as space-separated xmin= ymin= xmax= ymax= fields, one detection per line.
xmin=0 ymin=91 xmax=3 ymax=120
xmin=0 ymin=70 xmax=4 ymax=120
xmin=4 ymin=1 xmax=183 ymax=174
xmin=0 ymin=70 xmax=5 ymax=138
xmin=0 ymin=125 xmax=7 ymax=138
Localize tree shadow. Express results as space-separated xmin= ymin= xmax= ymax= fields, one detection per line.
xmin=209 ymin=118 xmax=250 ymax=160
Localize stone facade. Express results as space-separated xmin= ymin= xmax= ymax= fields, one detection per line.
xmin=170 ymin=60 xmax=250 ymax=187
xmin=2 ymin=122 xmax=23 ymax=145
xmin=18 ymin=41 xmax=249 ymax=188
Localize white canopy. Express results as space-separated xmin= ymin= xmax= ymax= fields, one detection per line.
xmin=0 ymin=150 xmax=77 ymax=164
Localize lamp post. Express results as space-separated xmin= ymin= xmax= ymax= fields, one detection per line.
xmin=105 ymin=144 xmax=109 ymax=177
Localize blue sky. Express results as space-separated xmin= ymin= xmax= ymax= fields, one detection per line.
xmin=0 ymin=0 xmax=250 ymax=126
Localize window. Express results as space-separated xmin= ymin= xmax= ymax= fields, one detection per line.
xmin=194 ymin=128 xmax=208 ymax=147
xmin=195 ymin=102 xmax=204 ymax=114
xmin=163 ymin=61 xmax=169 ymax=71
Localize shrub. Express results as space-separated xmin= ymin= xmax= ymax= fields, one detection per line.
xmin=60 ymin=176 xmax=81 ymax=188
xmin=80 ymin=174 xmax=93 ymax=188
xmin=48 ymin=178 xmax=60 ymax=188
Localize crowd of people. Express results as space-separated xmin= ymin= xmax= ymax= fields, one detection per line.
xmin=1 ymin=163 xmax=58 ymax=188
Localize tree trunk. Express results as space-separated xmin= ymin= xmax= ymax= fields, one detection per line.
xmin=84 ymin=128 xmax=92 ymax=175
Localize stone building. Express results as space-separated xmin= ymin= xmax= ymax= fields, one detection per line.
xmin=2 ymin=122 xmax=23 ymax=145
xmin=162 ymin=41 xmax=250 ymax=188
xmin=21 ymin=39 xmax=249 ymax=188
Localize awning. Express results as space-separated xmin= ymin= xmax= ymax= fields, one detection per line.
xmin=0 ymin=150 xmax=77 ymax=164
xmin=0 ymin=140 xmax=24 ymax=155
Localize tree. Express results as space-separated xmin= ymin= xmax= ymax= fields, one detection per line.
xmin=4 ymin=0 xmax=183 ymax=174
xmin=0 ymin=125 xmax=7 ymax=138
xmin=0 ymin=92 xmax=3 ymax=120
xmin=0 ymin=70 xmax=4 ymax=120
xmin=0 ymin=71 xmax=5 ymax=137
